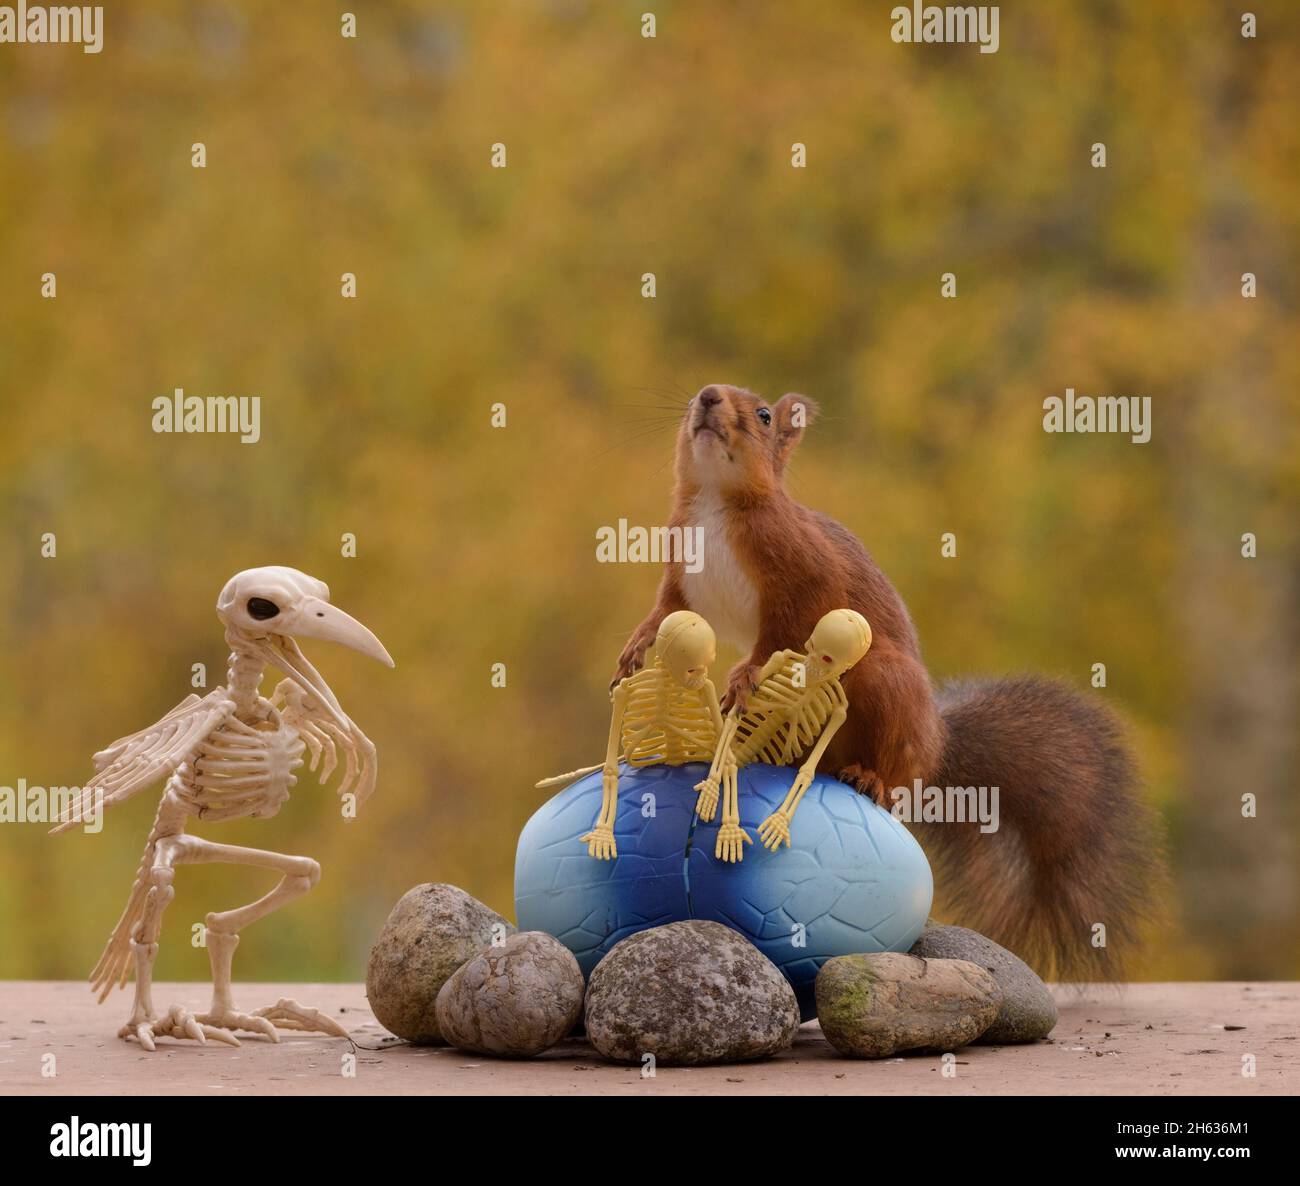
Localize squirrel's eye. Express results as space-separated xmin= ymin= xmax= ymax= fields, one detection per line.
xmin=247 ymin=597 xmax=280 ymax=620
xmin=757 ymin=407 xmax=772 ymax=426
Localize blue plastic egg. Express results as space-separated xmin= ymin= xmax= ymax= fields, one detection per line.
xmin=514 ymin=762 xmax=933 ymax=1019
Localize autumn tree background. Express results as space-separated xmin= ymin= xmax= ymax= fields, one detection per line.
xmin=0 ymin=0 xmax=1296 ymax=984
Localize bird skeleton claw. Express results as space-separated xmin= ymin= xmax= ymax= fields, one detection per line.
xmin=52 ymin=566 xmax=393 ymax=1050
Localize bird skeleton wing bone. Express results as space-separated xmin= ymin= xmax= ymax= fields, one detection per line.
xmin=270 ymin=675 xmax=377 ymax=806
xmin=50 ymin=688 xmax=237 ymax=834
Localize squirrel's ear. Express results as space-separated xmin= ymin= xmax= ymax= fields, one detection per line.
xmin=772 ymin=393 xmax=818 ymax=469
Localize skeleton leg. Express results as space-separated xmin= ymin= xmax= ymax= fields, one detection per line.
xmin=695 ymin=717 xmax=738 ymax=822
xmin=118 ymin=833 xmax=239 ymax=1050
xmin=714 ymin=755 xmax=752 ymax=863
xmin=161 ymin=835 xmax=347 ymax=1041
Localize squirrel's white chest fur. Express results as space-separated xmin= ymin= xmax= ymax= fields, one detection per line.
xmin=680 ymin=493 xmax=760 ymax=652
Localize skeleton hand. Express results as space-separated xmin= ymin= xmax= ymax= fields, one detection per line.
xmin=760 ymin=769 xmax=812 ymax=850
xmin=580 ymin=769 xmax=621 ymax=860
xmin=721 ymin=661 xmax=762 ymax=713
xmin=580 ymin=825 xmax=617 ymax=860
xmin=757 ymin=810 xmax=793 ymax=851
xmin=715 ymin=822 xmax=752 ymax=863
xmin=694 ymin=775 xmax=720 ymax=822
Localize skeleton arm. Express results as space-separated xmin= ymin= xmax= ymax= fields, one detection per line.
xmin=789 ymin=698 xmax=848 ymax=807
xmin=702 ymin=677 xmax=725 ymax=737
xmin=573 ymin=681 xmax=630 ymax=860
xmin=758 ymin=683 xmax=849 ymax=851
xmin=757 ymin=650 xmax=800 ymax=685
xmin=700 ymin=716 xmax=734 ymax=788
xmin=694 ymin=712 xmax=738 ymax=823
xmin=533 ymin=685 xmax=629 ymax=792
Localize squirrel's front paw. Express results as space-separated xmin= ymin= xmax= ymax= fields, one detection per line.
xmin=721 ymin=663 xmax=761 ymax=713
xmin=611 ymin=630 xmax=654 ymax=689
xmin=838 ymin=764 xmax=886 ymax=806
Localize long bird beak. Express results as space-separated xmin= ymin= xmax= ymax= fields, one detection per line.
xmin=288 ymin=598 xmax=395 ymax=667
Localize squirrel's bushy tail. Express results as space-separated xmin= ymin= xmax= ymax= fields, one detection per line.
xmin=914 ymin=676 xmax=1163 ymax=982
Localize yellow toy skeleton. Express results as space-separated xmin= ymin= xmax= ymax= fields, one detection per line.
xmin=536 ymin=610 xmax=723 ymax=860
xmin=51 ymin=566 xmax=393 ymax=1051
xmin=695 ymin=608 xmax=873 ymax=863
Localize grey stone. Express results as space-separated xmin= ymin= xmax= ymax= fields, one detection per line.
xmin=910 ymin=924 xmax=1058 ymax=1043
xmin=435 ymin=931 xmax=584 ymax=1058
xmin=816 ymin=952 xmax=1002 ymax=1058
xmin=366 ymin=883 xmax=515 ymax=1044
xmin=584 ymin=920 xmax=799 ymax=1066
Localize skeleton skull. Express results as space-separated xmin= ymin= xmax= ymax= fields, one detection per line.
xmin=802 ymin=608 xmax=872 ymax=682
xmin=656 ymin=610 xmax=717 ymax=690
xmin=216 ymin=566 xmax=394 ymax=667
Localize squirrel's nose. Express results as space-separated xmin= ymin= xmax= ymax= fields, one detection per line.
xmin=697 ymin=386 xmax=723 ymax=409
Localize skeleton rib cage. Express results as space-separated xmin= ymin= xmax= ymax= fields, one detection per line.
xmin=722 ymin=651 xmax=849 ymax=769
xmin=619 ymin=663 xmax=718 ymax=767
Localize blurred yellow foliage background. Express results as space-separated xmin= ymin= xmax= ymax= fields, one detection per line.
xmin=0 ymin=1 xmax=1296 ymax=986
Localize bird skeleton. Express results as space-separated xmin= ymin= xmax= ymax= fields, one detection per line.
xmin=536 ymin=611 xmax=722 ymax=859
xmin=51 ymin=566 xmax=393 ymax=1051
xmin=694 ymin=608 xmax=873 ymax=863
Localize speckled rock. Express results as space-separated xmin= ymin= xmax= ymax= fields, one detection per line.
xmin=909 ymin=924 xmax=1058 ymax=1043
xmin=816 ymin=952 xmax=1001 ymax=1058
xmin=435 ymin=931 xmax=584 ymax=1057
xmin=366 ymin=883 xmax=516 ymax=1044
xmin=584 ymin=920 xmax=799 ymax=1066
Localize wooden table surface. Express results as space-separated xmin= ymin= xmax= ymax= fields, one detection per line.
xmin=1 ymin=980 xmax=1295 ymax=1096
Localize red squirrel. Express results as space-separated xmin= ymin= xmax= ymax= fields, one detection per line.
xmin=614 ymin=383 xmax=1161 ymax=979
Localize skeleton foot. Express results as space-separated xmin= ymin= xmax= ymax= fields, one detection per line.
xmin=580 ymin=825 xmax=617 ymax=860
xmin=252 ymin=997 xmax=349 ymax=1038
xmin=757 ymin=810 xmax=793 ymax=851
xmin=196 ymin=1008 xmax=280 ymax=1043
xmin=694 ymin=778 xmax=720 ymax=822
xmin=121 ymin=1003 xmax=241 ymax=1052
xmin=714 ymin=822 xmax=752 ymax=863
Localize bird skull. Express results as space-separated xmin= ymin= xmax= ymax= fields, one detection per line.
xmin=216 ymin=566 xmax=394 ymax=667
